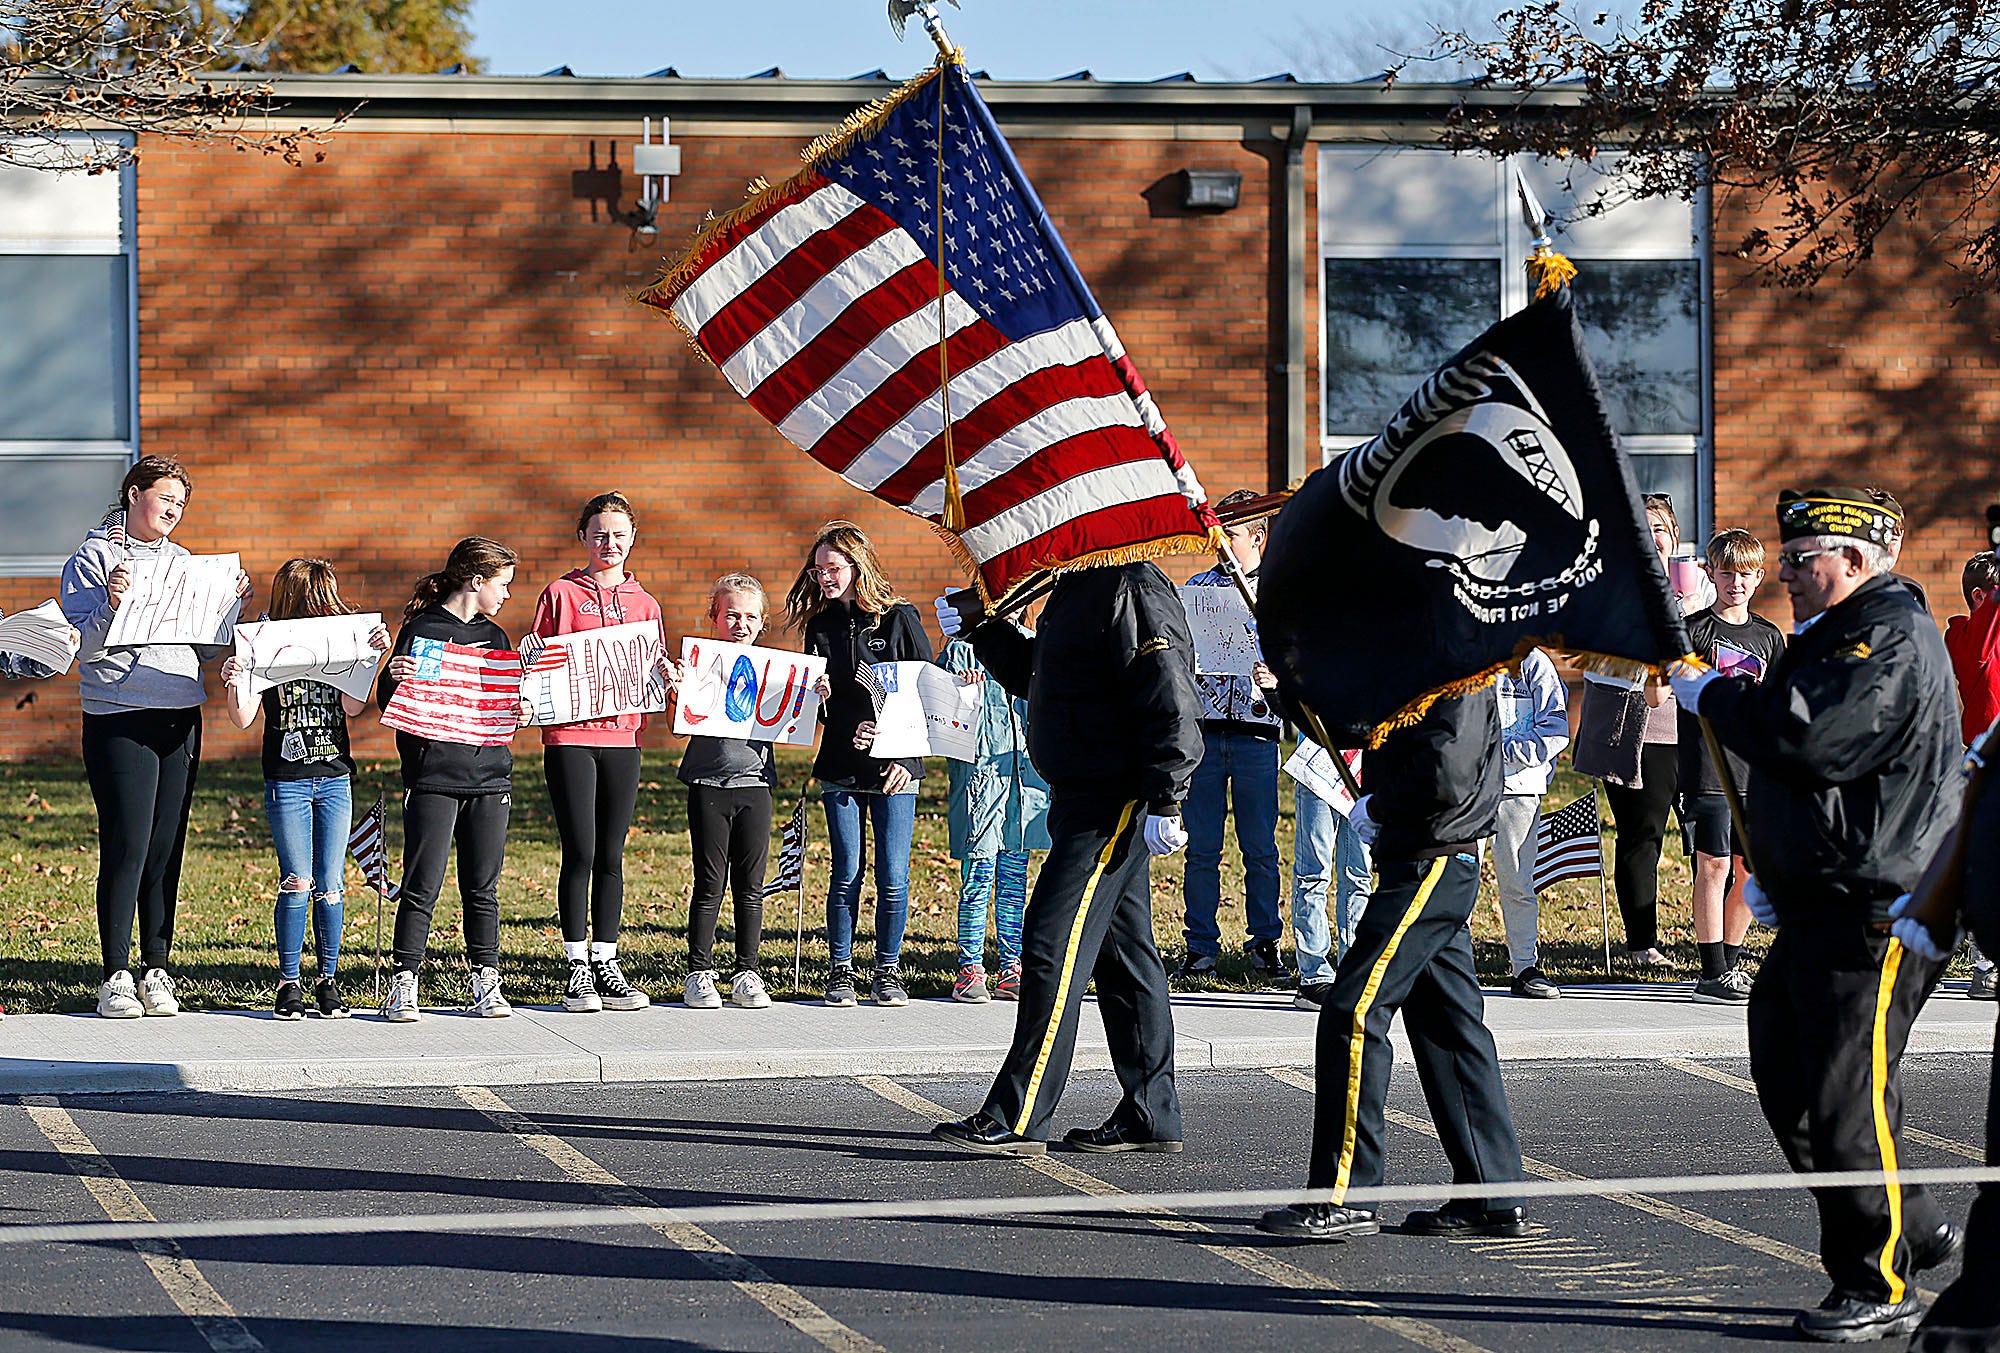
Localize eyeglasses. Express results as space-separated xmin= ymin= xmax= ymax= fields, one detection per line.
xmin=1777 ymin=548 xmax=1840 ymax=569
xmin=813 ymin=564 xmax=851 ymax=578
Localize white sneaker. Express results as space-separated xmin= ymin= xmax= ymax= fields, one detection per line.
xmin=97 ymin=970 xmax=143 ymax=1019
xmin=139 ymin=968 xmax=179 ymax=1016
xmin=381 ymin=970 xmax=421 ymax=1022
xmin=469 ymin=966 xmax=512 ymax=1018
xmin=683 ymin=970 xmax=722 ymax=1010
xmin=729 ymin=971 xmax=771 ymax=1009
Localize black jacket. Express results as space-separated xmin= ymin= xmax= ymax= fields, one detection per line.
xmin=802 ymin=599 xmax=934 ymax=791
xmin=1364 ymin=685 xmax=1501 ymax=861
xmin=969 ymin=563 xmax=1201 ymax=814
xmin=376 ymin=605 xmax=514 ymax=795
xmin=1702 ymin=574 xmax=1958 ymax=923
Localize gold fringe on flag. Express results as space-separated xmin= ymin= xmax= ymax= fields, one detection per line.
xmin=1356 ymin=636 xmax=1658 ymax=749
xmin=1527 ymin=243 xmax=1578 ymax=301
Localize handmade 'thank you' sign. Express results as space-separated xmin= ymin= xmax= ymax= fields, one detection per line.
xmin=671 ymin=637 xmax=824 ymax=746
xmin=865 ymin=661 xmax=981 ymax=762
xmin=233 ymin=614 xmax=385 ymax=703
xmin=521 ymin=620 xmax=670 ymax=727
xmin=106 ymin=553 xmax=243 ymax=648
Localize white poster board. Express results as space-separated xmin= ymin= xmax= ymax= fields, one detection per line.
xmin=1178 ymin=583 xmax=1279 ymax=727
xmin=105 ymin=553 xmax=243 ymax=647
xmin=233 ymin=614 xmax=385 ymax=703
xmin=671 ymin=637 xmax=825 ymax=746
xmin=866 ymin=660 xmax=981 ymax=761
xmin=521 ymin=620 xmax=670 ymax=726
xmin=1283 ymin=741 xmax=1361 ymax=816
xmin=0 ymin=600 xmax=81 ymax=675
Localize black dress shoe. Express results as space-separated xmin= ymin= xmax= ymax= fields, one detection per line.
xmin=1062 ymin=1121 xmax=1183 ymax=1154
xmin=1911 ymin=1220 xmax=1965 ymax=1272
xmin=1255 ymin=1203 xmax=1380 ymax=1241
xmin=1795 ymin=1289 xmax=1923 ymax=1342
xmin=931 ymin=1114 xmax=1046 ymax=1157
xmin=1401 ymin=1204 xmax=1530 ymax=1237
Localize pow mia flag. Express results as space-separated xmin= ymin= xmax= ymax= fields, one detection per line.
xmin=1259 ymin=287 xmax=1689 ymax=747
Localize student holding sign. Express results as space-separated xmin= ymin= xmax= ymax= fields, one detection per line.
xmin=221 ymin=559 xmax=392 ymax=1020
xmin=377 ymin=537 xmax=521 ymax=1023
xmin=61 ymin=457 xmax=252 ymax=1019
xmin=788 ymin=522 xmax=934 ymax=1010
xmin=527 ymin=492 xmax=663 ymax=1016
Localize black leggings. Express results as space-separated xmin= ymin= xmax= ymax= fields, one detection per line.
xmin=1602 ymin=742 xmax=1680 ymax=952
xmin=393 ymin=788 xmax=509 ymax=973
xmin=83 ymin=708 xmax=202 ymax=979
xmin=545 ymin=745 xmax=642 ymax=945
xmin=687 ymin=784 xmax=770 ymax=974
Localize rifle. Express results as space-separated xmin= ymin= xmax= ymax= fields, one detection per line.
xmin=1901 ymin=713 xmax=2000 ymax=950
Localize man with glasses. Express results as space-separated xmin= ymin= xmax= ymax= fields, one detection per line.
xmin=1671 ymin=486 xmax=1961 ymax=1343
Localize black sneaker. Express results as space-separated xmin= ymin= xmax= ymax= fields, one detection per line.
xmin=825 ymin=965 xmax=858 ymax=1008
xmin=312 ymin=976 xmax=350 ymax=1019
xmin=871 ymin=967 xmax=910 ymax=1007
xmin=1795 ymin=1289 xmax=1923 ymax=1342
xmin=1246 ymin=938 xmax=1290 ymax=980
xmin=1294 ymin=982 xmax=1334 ymax=1011
xmin=1256 ymin=1202 xmax=1380 ymax=1241
xmin=1509 ymin=967 xmax=1562 ymax=999
xmin=1970 ymin=967 xmax=1999 ymax=1000
xmin=273 ymin=981 xmax=307 ymax=1021
xmin=1173 ymin=953 xmax=1218 ymax=983
xmin=1911 ymin=1220 xmax=1965 ymax=1272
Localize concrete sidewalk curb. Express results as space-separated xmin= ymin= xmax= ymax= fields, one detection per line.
xmin=0 ymin=982 xmax=1991 ymax=1096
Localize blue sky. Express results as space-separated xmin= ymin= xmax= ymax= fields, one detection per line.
xmin=465 ymin=0 xmax=1447 ymax=81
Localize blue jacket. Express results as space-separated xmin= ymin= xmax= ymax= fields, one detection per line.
xmin=940 ymin=638 xmax=1050 ymax=858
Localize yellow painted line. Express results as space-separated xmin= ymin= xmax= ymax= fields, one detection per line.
xmin=1663 ymin=1057 xmax=1983 ymax=1160
xmin=22 ymin=1097 xmax=266 ymax=1353
xmin=453 ymin=1086 xmax=887 ymax=1353
xmin=859 ymin=1074 xmax=1496 ymax=1353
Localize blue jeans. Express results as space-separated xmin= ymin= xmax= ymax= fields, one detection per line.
xmin=263 ymin=775 xmax=352 ymax=982
xmin=822 ymin=788 xmax=915 ymax=971
xmin=1291 ymin=784 xmax=1373 ymax=983
xmin=958 ymin=851 xmax=1028 ymax=969
xmin=1182 ymin=730 xmax=1281 ymax=956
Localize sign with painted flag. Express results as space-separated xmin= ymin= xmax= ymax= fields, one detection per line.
xmin=762 ymin=798 xmax=810 ymax=899
xmin=637 ymin=59 xmax=1220 ymax=608
xmin=347 ymin=798 xmax=400 ymax=901
xmin=380 ymin=638 xmax=523 ymax=747
xmin=1531 ymin=794 xmax=1604 ymax=894
xmin=1258 ymin=287 xmax=1689 ymax=747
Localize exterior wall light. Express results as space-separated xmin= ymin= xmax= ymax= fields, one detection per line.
xmin=1179 ymin=168 xmax=1242 ymax=211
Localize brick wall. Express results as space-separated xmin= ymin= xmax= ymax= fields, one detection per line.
xmin=0 ymin=123 xmax=1285 ymax=759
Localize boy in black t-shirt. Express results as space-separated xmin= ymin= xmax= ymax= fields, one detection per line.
xmin=1678 ymin=528 xmax=1787 ymax=1003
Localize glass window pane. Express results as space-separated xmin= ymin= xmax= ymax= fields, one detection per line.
xmin=1628 ymin=453 xmax=1699 ymax=539
xmin=1518 ymin=154 xmax=1699 ymax=257
xmin=0 ymin=256 xmax=129 ymax=440
xmin=1319 ymin=148 xmax=1501 ymax=248
xmin=1323 ymin=258 xmax=1499 ymax=436
xmin=1569 ymin=261 xmax=1701 ymax=436
xmin=0 ymin=455 xmax=127 ymax=560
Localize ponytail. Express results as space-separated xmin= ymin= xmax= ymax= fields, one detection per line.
xmin=403 ymin=536 xmax=518 ymax=622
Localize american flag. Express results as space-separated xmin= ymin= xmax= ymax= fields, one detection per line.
xmin=380 ymin=637 xmax=523 ymax=747
xmin=762 ymin=798 xmax=811 ymax=899
xmin=1531 ymin=794 xmax=1605 ymax=894
xmin=347 ymin=797 xmax=400 ymax=901
xmin=856 ymin=660 xmax=890 ymax=717
xmin=638 ymin=60 xmax=1219 ymax=607
xmin=106 ymin=510 xmax=126 ymax=550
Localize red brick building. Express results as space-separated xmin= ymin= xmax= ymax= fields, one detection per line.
xmin=0 ymin=71 xmax=1993 ymax=759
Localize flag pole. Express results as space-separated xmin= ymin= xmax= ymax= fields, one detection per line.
xmin=1698 ymin=711 xmax=1758 ymax=877
xmin=373 ymin=793 xmax=386 ymax=1001
xmin=1593 ymin=781 xmax=1613 ymax=975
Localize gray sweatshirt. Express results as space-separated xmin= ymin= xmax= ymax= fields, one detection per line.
xmin=61 ymin=526 xmax=222 ymax=715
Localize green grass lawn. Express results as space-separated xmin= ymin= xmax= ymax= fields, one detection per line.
xmin=0 ymin=749 xmax=1788 ymax=1014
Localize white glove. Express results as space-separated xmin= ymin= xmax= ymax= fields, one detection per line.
xmin=1743 ymin=875 xmax=1778 ymax=928
xmin=1668 ymin=660 xmax=1719 ymax=715
xmin=1144 ymin=814 xmax=1188 ymax=856
xmin=934 ymin=594 xmax=964 ymax=639
xmin=1348 ymin=795 xmax=1379 ymax=847
xmin=1888 ymin=892 xmax=1955 ymax=962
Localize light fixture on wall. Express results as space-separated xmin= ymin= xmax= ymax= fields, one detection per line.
xmin=1178 ymin=168 xmax=1241 ymax=211
xmin=571 ymin=117 xmax=683 ymax=242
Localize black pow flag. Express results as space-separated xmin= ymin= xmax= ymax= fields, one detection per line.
xmin=1259 ymin=287 xmax=1688 ymax=747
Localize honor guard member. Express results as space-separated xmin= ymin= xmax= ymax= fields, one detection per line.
xmin=1259 ymin=684 xmax=1529 ymax=1241
xmin=1673 ymin=486 xmax=1962 ymax=1343
xmin=1898 ymin=714 xmax=2000 ymax=1351
xmin=929 ymin=563 xmax=1203 ymax=1156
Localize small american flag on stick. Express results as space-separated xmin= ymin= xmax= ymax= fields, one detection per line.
xmin=347 ymin=798 xmax=399 ymax=902
xmin=855 ymin=660 xmax=889 ymax=718
xmin=763 ymin=798 xmax=810 ymax=900
xmin=1532 ymin=794 xmax=1604 ymax=894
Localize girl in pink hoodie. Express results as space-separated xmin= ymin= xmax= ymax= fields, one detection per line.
xmin=529 ymin=491 xmax=666 ymax=1014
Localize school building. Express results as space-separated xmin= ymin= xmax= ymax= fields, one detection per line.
xmin=0 ymin=68 xmax=1993 ymax=759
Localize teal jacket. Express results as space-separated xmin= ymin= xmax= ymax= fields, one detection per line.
xmin=940 ymin=638 xmax=1050 ymax=858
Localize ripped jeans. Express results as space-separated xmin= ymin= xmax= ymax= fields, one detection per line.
xmin=263 ymin=775 xmax=352 ymax=983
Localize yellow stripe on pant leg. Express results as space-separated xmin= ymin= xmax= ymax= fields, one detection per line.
xmin=1012 ymin=800 xmax=1139 ymax=1139
xmin=1333 ymin=855 xmax=1448 ymax=1203
xmin=1870 ymin=936 xmax=1908 ymax=1304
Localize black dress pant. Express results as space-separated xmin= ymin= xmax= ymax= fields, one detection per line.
xmin=979 ymin=794 xmax=1179 ymax=1143
xmin=544 ymin=745 xmax=642 ymax=945
xmin=1601 ymin=742 xmax=1679 ymax=952
xmin=686 ymin=784 xmax=770 ymax=974
xmin=1308 ymin=850 xmax=1524 ymax=1212
xmin=83 ymin=707 xmax=202 ymax=978
xmin=392 ymin=788 xmax=510 ymax=973
xmin=1749 ymin=922 xmax=1946 ymax=1303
